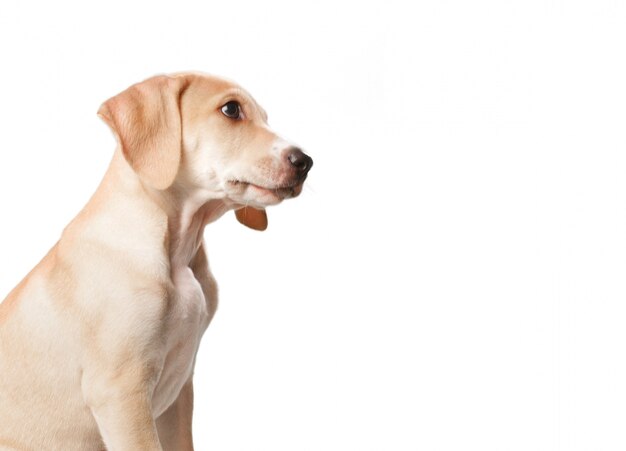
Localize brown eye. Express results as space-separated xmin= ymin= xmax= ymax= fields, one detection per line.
xmin=221 ymin=101 xmax=241 ymax=119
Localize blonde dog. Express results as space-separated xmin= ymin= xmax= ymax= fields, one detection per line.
xmin=0 ymin=73 xmax=312 ymax=450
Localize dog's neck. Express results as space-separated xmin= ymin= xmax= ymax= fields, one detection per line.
xmin=78 ymin=149 xmax=231 ymax=272
xmin=148 ymin=186 xmax=229 ymax=270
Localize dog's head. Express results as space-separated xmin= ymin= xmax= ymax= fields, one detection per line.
xmin=97 ymin=73 xmax=312 ymax=231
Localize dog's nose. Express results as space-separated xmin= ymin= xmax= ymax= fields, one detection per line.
xmin=287 ymin=147 xmax=313 ymax=176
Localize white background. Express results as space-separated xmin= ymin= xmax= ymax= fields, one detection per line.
xmin=1 ymin=1 xmax=626 ymax=450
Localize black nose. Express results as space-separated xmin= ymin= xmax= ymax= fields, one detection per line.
xmin=287 ymin=147 xmax=313 ymax=176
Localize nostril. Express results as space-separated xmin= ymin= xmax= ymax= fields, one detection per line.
xmin=287 ymin=148 xmax=313 ymax=174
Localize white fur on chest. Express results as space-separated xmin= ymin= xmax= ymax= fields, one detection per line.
xmin=152 ymin=267 xmax=211 ymax=416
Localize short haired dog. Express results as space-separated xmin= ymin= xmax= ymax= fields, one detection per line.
xmin=0 ymin=73 xmax=312 ymax=450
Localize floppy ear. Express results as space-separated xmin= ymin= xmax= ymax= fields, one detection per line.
xmin=97 ymin=75 xmax=189 ymax=190
xmin=235 ymin=207 xmax=268 ymax=231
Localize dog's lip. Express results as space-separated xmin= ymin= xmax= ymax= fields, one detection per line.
xmin=228 ymin=179 xmax=299 ymax=192
xmin=227 ymin=179 xmax=304 ymax=202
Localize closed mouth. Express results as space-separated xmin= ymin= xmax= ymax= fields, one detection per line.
xmin=228 ymin=179 xmax=302 ymax=198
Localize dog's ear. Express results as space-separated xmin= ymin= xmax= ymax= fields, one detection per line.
xmin=97 ymin=75 xmax=189 ymax=190
xmin=235 ymin=207 xmax=268 ymax=231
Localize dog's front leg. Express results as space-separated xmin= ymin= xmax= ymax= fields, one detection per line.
xmin=82 ymin=370 xmax=162 ymax=451
xmin=156 ymin=379 xmax=195 ymax=451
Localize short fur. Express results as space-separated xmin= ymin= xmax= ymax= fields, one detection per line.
xmin=0 ymin=72 xmax=311 ymax=450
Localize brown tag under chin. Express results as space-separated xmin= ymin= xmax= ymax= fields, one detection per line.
xmin=235 ymin=207 xmax=268 ymax=231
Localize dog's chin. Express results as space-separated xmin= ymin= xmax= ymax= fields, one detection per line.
xmin=227 ymin=180 xmax=304 ymax=207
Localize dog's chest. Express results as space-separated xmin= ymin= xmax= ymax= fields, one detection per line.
xmin=152 ymin=267 xmax=212 ymax=416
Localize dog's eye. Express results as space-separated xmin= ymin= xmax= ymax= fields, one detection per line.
xmin=221 ymin=101 xmax=241 ymax=119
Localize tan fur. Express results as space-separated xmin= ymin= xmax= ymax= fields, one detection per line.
xmin=0 ymin=72 xmax=311 ymax=450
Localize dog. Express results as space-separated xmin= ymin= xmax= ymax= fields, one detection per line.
xmin=0 ymin=72 xmax=312 ymax=450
